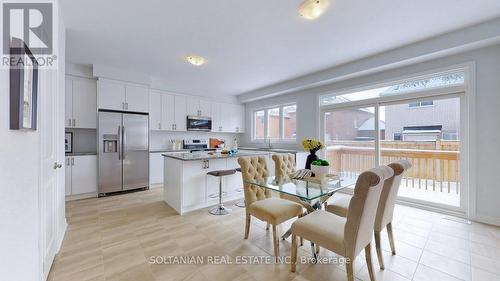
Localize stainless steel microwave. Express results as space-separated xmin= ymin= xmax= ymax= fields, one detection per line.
xmin=186 ymin=116 xmax=212 ymax=131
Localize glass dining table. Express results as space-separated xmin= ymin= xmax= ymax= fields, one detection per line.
xmin=243 ymin=175 xmax=356 ymax=259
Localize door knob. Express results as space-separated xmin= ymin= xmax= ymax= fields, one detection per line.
xmin=53 ymin=162 xmax=63 ymax=170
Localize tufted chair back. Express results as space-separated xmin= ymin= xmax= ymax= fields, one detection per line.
xmin=238 ymin=156 xmax=271 ymax=208
xmin=272 ymin=153 xmax=296 ymax=181
xmin=374 ymin=160 xmax=412 ymax=232
xmin=344 ymin=166 xmax=393 ymax=258
xmin=271 ymin=153 xmax=312 ymax=211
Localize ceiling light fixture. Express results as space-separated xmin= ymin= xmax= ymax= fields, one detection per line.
xmin=298 ymin=0 xmax=329 ymax=20
xmin=185 ymin=55 xmax=207 ymax=66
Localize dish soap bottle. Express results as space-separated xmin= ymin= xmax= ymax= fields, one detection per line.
xmin=233 ymin=138 xmax=238 ymax=150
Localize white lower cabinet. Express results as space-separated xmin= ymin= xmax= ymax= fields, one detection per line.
xmin=226 ymin=158 xmax=243 ymax=196
xmin=205 ymin=159 xmax=227 ymax=201
xmin=149 ymin=153 xmax=164 ymax=185
xmin=174 ymin=158 xmax=244 ymax=211
xmin=65 ymin=155 xmax=97 ymax=197
xmin=182 ymin=160 xmax=208 ymax=208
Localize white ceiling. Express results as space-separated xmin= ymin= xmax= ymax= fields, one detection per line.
xmin=62 ymin=0 xmax=500 ymax=99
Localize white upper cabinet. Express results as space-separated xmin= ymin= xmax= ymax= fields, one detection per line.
xmin=125 ymin=84 xmax=149 ymax=112
xmin=98 ymin=79 xmax=149 ymax=113
xmin=65 ymin=75 xmax=97 ymax=129
xmin=149 ymin=92 xmax=162 ymax=130
xmin=65 ymin=77 xmax=73 ymax=128
xmin=186 ymin=97 xmax=211 ymax=117
xmin=98 ymin=79 xmax=126 ymax=111
xmin=211 ymin=102 xmax=222 ymax=132
xmin=149 ymin=91 xmax=186 ymax=131
xmin=199 ymin=100 xmax=211 ymax=117
xmin=211 ymin=103 xmax=245 ymax=133
xmin=173 ymin=95 xmax=187 ymax=131
xmin=234 ymin=104 xmax=245 ymax=133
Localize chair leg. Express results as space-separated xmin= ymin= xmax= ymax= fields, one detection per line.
xmin=244 ymin=213 xmax=251 ymax=239
xmin=365 ymin=243 xmax=376 ymax=281
xmin=387 ymin=223 xmax=396 ymax=255
xmin=272 ymin=224 xmax=279 ymax=260
xmin=297 ymin=214 xmax=303 ymax=246
xmin=346 ymin=258 xmax=354 ymax=281
xmin=266 ymin=222 xmax=270 ymax=230
xmin=374 ymin=231 xmax=385 ymax=270
xmin=291 ymin=234 xmax=297 ymax=272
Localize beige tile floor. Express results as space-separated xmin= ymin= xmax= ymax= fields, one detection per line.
xmin=49 ymin=188 xmax=500 ymax=281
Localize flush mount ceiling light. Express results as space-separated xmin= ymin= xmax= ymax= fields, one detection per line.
xmin=185 ymin=55 xmax=207 ymax=66
xmin=298 ymin=0 xmax=330 ymax=20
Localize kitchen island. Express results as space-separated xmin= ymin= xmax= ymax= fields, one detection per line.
xmin=162 ymin=150 xmax=269 ymax=214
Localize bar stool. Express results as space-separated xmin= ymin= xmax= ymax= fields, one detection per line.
xmin=234 ymin=168 xmax=245 ymax=208
xmin=207 ymin=169 xmax=236 ymax=215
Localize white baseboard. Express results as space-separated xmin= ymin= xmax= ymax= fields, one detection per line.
xmin=56 ymin=220 xmax=68 ymax=252
xmin=150 ymin=183 xmax=163 ymax=189
xmin=65 ymin=192 xmax=97 ymax=201
xmin=473 ymin=214 xmax=500 ymax=227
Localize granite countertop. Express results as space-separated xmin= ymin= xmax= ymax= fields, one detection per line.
xmin=150 ymin=149 xmax=190 ymax=153
xmin=238 ymin=147 xmax=301 ymax=154
xmin=162 ymin=150 xmax=269 ymax=161
xmin=65 ymin=152 xmax=97 ymax=156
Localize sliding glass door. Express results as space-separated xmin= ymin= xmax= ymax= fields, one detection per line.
xmin=378 ymin=96 xmax=461 ymax=207
xmin=320 ymin=71 xmax=467 ymax=212
xmin=324 ymin=107 xmax=376 ymax=182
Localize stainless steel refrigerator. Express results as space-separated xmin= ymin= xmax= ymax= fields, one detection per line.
xmin=98 ymin=111 xmax=149 ymax=195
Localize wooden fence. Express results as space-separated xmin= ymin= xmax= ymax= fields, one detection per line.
xmin=326 ymin=141 xmax=460 ymax=193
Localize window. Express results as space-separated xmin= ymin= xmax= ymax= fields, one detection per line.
xmin=254 ymin=110 xmax=265 ymax=139
xmin=252 ymin=104 xmax=297 ymax=141
xmin=267 ymin=107 xmax=280 ymax=139
xmin=320 ymin=72 xmax=464 ymax=106
xmin=409 ymin=100 xmax=434 ymax=108
xmin=283 ymin=105 xmax=297 ymax=140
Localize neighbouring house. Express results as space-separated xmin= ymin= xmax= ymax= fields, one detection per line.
xmin=384 ymin=98 xmax=460 ymax=141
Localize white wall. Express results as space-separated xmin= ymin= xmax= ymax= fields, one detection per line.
xmin=241 ymin=44 xmax=500 ymax=226
xmin=0 ymin=69 xmax=41 ymax=280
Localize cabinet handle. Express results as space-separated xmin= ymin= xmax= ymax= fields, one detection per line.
xmin=71 ymin=157 xmax=74 ymax=166
xmin=206 ymin=160 xmax=209 ymax=169
xmin=72 ymin=119 xmax=76 ymax=127
xmin=158 ymin=123 xmax=161 ymax=130
xmin=174 ymin=124 xmax=176 ymax=130
xmin=66 ymin=158 xmax=70 ymax=166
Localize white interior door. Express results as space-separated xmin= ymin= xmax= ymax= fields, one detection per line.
xmin=40 ymin=68 xmax=64 ymax=279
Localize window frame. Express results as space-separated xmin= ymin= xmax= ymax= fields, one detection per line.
xmin=408 ymin=100 xmax=434 ymax=108
xmin=252 ymin=103 xmax=297 ymax=143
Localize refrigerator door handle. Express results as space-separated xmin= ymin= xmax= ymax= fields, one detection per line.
xmin=117 ymin=125 xmax=122 ymax=160
xmin=122 ymin=126 xmax=127 ymax=160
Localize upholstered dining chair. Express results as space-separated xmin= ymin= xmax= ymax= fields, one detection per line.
xmin=290 ymin=166 xmax=394 ymax=281
xmin=325 ymin=160 xmax=411 ymax=270
xmin=272 ymin=153 xmax=314 ymax=213
xmin=238 ymin=156 xmax=303 ymax=259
